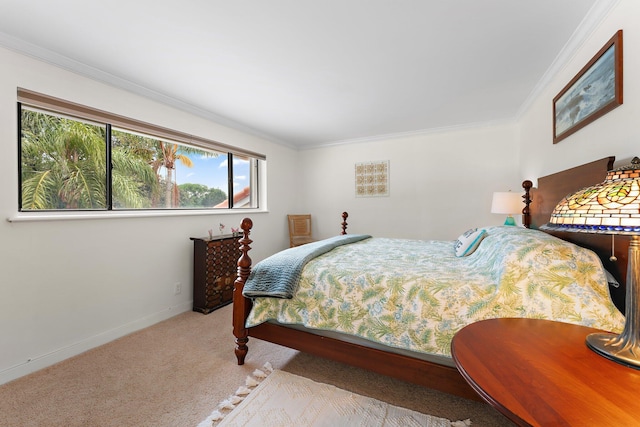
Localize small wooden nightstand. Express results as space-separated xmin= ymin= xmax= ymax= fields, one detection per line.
xmin=451 ymin=318 xmax=640 ymax=426
xmin=190 ymin=235 xmax=240 ymax=314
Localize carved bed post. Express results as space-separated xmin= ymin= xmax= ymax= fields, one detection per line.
xmin=341 ymin=212 xmax=348 ymax=235
xmin=233 ymin=218 xmax=253 ymax=365
xmin=522 ymin=180 xmax=533 ymax=229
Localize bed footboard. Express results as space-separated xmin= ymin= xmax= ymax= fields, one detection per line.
xmin=232 ymin=218 xmax=253 ymax=365
xmin=233 ymin=212 xmax=350 ymax=365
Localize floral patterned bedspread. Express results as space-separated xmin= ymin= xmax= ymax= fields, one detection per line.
xmin=245 ymin=226 xmax=624 ymax=358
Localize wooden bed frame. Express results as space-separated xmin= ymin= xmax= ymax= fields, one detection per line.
xmin=527 ymin=156 xmax=628 ymax=313
xmin=231 ymin=157 xmax=627 ymax=400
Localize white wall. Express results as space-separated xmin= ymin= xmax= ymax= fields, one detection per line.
xmin=519 ymin=0 xmax=640 ymax=181
xmin=299 ymin=124 xmax=521 ymax=241
xmin=0 ymin=46 xmax=298 ymax=384
xmin=3 ymin=0 xmax=639 ymax=386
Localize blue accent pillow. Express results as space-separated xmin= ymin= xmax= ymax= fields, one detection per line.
xmin=453 ymin=228 xmax=487 ymax=257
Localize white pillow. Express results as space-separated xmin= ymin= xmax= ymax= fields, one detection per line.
xmin=453 ymin=228 xmax=487 ymax=257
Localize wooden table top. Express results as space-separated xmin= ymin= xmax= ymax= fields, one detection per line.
xmin=451 ymin=318 xmax=640 ymax=426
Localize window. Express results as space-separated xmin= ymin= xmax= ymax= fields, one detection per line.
xmin=18 ymin=89 xmax=264 ymax=212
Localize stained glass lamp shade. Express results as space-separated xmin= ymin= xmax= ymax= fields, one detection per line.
xmin=491 ymin=192 xmax=523 ymax=226
xmin=542 ymin=157 xmax=640 ymax=368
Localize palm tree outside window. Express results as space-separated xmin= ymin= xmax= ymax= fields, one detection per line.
xmin=19 ymin=103 xmax=261 ymax=211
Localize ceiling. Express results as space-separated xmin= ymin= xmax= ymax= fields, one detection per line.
xmin=0 ymin=0 xmax=611 ymax=149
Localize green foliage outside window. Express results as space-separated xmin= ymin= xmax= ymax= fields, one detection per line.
xmin=20 ymin=108 xmax=239 ymax=211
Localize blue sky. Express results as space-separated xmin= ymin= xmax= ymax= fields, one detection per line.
xmin=173 ymin=152 xmax=249 ymax=192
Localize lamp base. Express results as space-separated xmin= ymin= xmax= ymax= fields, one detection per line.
xmin=587 ymin=234 xmax=640 ymax=369
xmin=503 ymin=216 xmax=516 ymax=226
xmin=586 ymin=332 xmax=640 ymax=369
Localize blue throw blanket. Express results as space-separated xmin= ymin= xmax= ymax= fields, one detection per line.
xmin=242 ymin=234 xmax=371 ymax=299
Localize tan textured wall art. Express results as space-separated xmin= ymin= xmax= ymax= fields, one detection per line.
xmin=355 ymin=160 xmax=389 ymax=197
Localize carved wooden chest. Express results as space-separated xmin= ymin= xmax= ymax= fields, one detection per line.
xmin=191 ymin=235 xmax=240 ymax=314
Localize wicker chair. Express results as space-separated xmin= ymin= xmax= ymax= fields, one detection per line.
xmin=287 ymin=214 xmax=314 ymax=247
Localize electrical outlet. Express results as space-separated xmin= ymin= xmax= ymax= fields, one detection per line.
xmin=174 ymin=282 xmax=182 ymax=295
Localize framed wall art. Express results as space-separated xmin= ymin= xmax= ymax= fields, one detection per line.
xmin=355 ymin=160 xmax=389 ymax=197
xmin=553 ymin=30 xmax=623 ymax=144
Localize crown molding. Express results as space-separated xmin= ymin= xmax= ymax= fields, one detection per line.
xmin=300 ymin=0 xmax=622 ymax=150
xmin=1 ymin=0 xmax=619 ymax=152
xmin=516 ymin=0 xmax=621 ymax=119
xmin=300 ymin=118 xmax=517 ymax=150
xmin=0 ymin=31 xmax=295 ymax=149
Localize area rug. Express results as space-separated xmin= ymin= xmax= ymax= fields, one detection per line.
xmin=198 ymin=363 xmax=471 ymax=427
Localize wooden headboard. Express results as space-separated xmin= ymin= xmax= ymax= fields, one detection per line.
xmin=523 ymin=156 xmax=627 ymax=314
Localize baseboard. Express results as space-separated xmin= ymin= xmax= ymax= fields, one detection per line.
xmin=0 ymin=301 xmax=193 ymax=386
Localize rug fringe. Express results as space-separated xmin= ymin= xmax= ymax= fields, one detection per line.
xmin=197 ymin=362 xmax=273 ymax=427
xmin=198 ymin=363 xmax=472 ymax=427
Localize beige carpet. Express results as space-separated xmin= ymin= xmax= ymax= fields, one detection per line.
xmin=0 ymin=304 xmax=514 ymax=426
xmin=201 ymin=368 xmax=471 ymax=427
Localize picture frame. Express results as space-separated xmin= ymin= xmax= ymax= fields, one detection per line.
xmin=553 ymin=30 xmax=623 ymax=144
xmin=355 ymin=160 xmax=389 ymax=197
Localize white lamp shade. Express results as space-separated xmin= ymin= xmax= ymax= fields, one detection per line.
xmin=491 ymin=192 xmax=522 ymax=215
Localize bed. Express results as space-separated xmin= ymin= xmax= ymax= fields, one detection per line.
xmin=231 ymin=156 xmax=628 ymax=400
